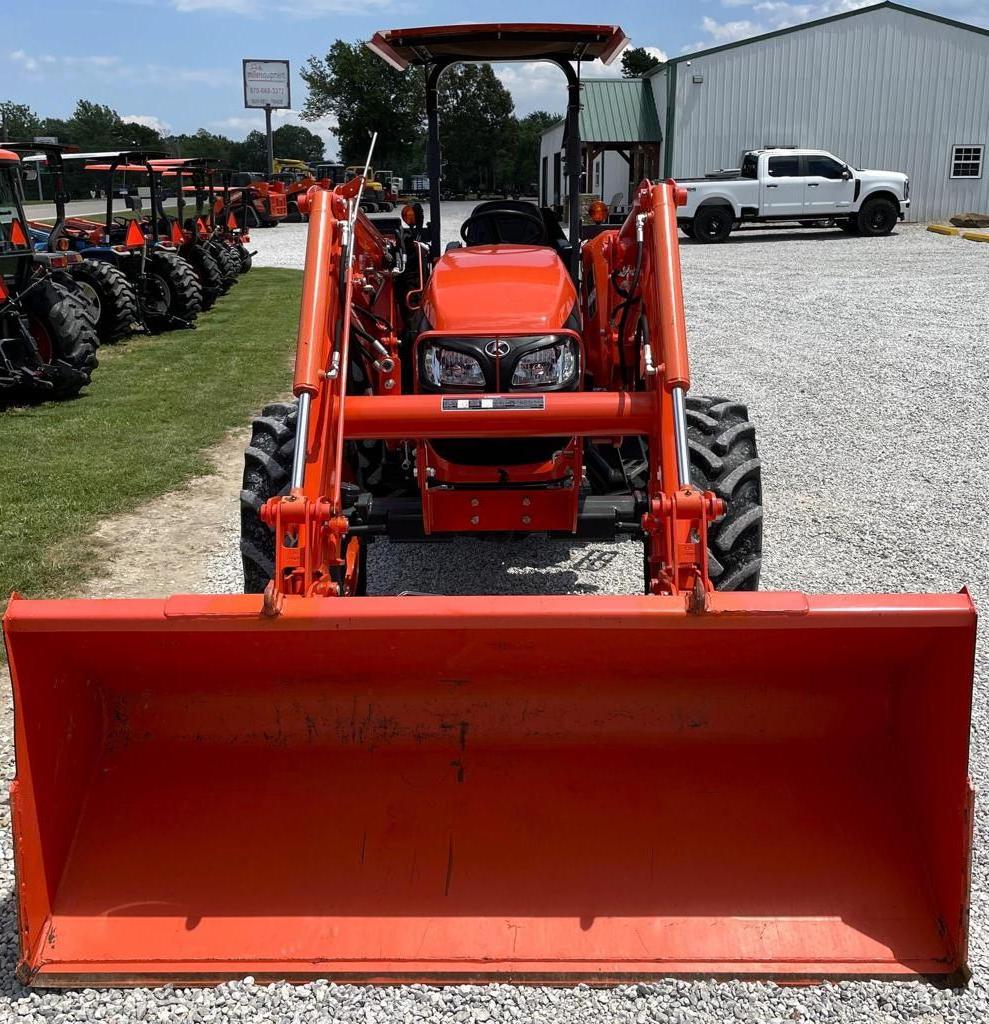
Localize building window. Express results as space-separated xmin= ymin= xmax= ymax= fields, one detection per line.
xmin=951 ymin=145 xmax=983 ymax=179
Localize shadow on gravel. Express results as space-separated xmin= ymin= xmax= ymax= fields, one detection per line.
xmin=0 ymin=889 xmax=23 ymax=1000
xmin=365 ymin=537 xmax=639 ymax=596
xmin=682 ymin=229 xmax=902 ymax=245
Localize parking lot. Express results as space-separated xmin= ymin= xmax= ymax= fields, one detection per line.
xmin=2 ymin=212 xmax=988 ymax=1022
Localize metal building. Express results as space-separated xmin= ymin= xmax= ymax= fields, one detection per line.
xmin=541 ymin=2 xmax=988 ymax=221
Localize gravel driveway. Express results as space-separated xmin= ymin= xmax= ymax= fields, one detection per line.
xmin=3 ymin=211 xmax=988 ymax=1022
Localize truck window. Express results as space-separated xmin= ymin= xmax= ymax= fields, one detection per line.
xmin=741 ymin=154 xmax=758 ymax=179
xmin=767 ymin=156 xmax=800 ymax=177
xmin=806 ymin=156 xmax=846 ymax=179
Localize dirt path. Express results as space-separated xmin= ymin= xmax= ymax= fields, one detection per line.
xmin=70 ymin=429 xmax=246 ymax=600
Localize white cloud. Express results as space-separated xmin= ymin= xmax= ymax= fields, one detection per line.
xmin=8 ymin=49 xmax=236 ymax=90
xmin=121 ymin=113 xmax=172 ymax=133
xmin=643 ymin=46 xmax=670 ymax=63
xmin=690 ymin=0 xmax=882 ymax=49
xmin=494 ymin=56 xmax=633 ymax=117
xmin=701 ymin=15 xmax=764 ymax=42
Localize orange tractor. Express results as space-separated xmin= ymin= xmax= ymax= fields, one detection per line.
xmin=3 ymin=24 xmax=976 ymax=987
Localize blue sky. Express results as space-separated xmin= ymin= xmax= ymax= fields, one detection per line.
xmin=5 ymin=0 xmax=989 ymax=159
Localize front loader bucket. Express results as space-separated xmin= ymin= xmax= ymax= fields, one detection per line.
xmin=4 ymin=591 xmax=975 ymax=986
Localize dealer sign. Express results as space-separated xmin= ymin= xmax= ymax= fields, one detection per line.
xmin=243 ymin=59 xmax=291 ymax=109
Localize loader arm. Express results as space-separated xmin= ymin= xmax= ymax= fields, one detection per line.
xmin=267 ymin=178 xmax=722 ymax=601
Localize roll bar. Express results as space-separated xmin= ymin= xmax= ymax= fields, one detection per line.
xmin=423 ymin=58 xmax=582 ymax=279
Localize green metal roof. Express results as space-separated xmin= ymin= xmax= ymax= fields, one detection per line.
xmin=576 ymin=79 xmax=662 ymax=144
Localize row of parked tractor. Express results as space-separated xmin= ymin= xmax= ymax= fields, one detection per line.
xmin=0 ymin=144 xmax=261 ymax=406
xmin=270 ymin=160 xmax=404 ymax=220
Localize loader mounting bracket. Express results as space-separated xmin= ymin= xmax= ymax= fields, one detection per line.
xmin=642 ymin=486 xmax=725 ymax=597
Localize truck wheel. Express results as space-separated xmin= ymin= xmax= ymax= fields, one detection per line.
xmin=678 ymin=220 xmax=695 ymax=239
xmin=856 ymin=197 xmax=898 ymax=236
xmin=685 ymin=395 xmax=763 ymax=591
xmin=286 ymin=200 xmax=303 ymax=224
xmin=69 ymin=260 xmax=139 ymax=344
xmin=693 ymin=205 xmax=734 ymax=243
xmin=145 ymin=250 xmax=203 ymax=326
xmin=23 ymin=278 xmax=100 ymax=400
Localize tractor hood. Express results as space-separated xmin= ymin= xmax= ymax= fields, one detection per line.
xmin=422 ymin=245 xmax=578 ymax=333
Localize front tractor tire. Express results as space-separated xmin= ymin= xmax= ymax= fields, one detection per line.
xmin=240 ymin=400 xmax=368 ymax=597
xmin=241 ymin=401 xmax=297 ymax=594
xmin=69 ymin=259 xmax=139 ymax=344
xmin=685 ymin=396 xmax=763 ymax=591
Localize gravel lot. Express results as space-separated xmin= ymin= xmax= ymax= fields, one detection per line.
xmin=3 ymin=210 xmax=988 ymax=1022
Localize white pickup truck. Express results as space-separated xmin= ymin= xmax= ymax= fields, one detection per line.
xmin=677 ymin=148 xmax=910 ymax=242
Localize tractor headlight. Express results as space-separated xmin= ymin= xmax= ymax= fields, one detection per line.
xmin=511 ymin=339 xmax=578 ymax=388
xmin=423 ymin=343 xmax=485 ymax=388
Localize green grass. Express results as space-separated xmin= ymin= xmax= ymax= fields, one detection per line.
xmin=0 ymin=267 xmax=302 ymax=600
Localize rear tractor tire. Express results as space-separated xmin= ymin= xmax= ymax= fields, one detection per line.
xmin=143 ymin=250 xmax=203 ymax=327
xmin=234 ymin=243 xmax=252 ymax=274
xmin=24 ymin=278 xmax=100 ymax=399
xmin=240 ymin=400 xmax=368 ymax=597
xmin=685 ymin=395 xmax=763 ymax=591
xmin=215 ymin=244 xmax=241 ymax=287
xmin=186 ymin=248 xmax=224 ymax=310
xmin=69 ymin=260 xmax=139 ymax=344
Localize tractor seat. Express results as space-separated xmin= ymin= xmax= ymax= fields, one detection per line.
xmin=461 ymin=200 xmax=553 ymax=247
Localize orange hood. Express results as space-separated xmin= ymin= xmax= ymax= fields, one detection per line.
xmin=422 ymin=245 xmax=577 ymax=332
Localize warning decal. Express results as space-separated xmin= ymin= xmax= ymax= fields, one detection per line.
xmin=441 ymin=396 xmax=546 ymax=412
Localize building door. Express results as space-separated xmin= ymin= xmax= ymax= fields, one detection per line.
xmin=541 ymin=156 xmax=548 ymax=206
xmin=762 ymin=154 xmax=804 ymax=216
xmin=552 ymin=153 xmax=562 ymax=207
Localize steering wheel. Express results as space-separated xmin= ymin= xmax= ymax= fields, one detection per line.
xmin=460 ymin=207 xmax=547 ymax=245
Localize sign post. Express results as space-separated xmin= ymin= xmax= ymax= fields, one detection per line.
xmin=242 ymin=59 xmax=291 ymax=178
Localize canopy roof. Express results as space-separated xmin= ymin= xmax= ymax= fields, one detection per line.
xmin=4 ymin=141 xmax=79 ymax=157
xmin=368 ymin=23 xmax=627 ymax=70
xmin=23 ymin=149 xmax=165 ymax=165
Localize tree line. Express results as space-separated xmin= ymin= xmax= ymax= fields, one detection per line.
xmin=0 ymin=99 xmax=325 ymax=199
xmin=301 ymin=42 xmax=557 ymax=195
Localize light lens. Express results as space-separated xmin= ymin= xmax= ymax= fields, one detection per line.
xmin=424 ymin=344 xmax=485 ymax=388
xmin=511 ymin=340 xmax=577 ymax=388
